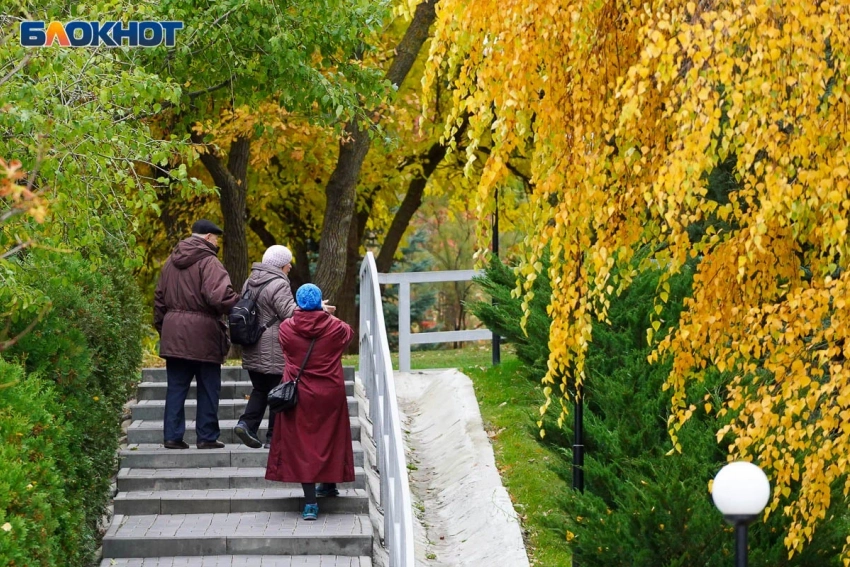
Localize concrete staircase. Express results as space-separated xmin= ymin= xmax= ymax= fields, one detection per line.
xmin=101 ymin=366 xmax=372 ymax=567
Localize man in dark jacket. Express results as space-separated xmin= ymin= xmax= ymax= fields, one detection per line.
xmin=154 ymin=219 xmax=239 ymax=449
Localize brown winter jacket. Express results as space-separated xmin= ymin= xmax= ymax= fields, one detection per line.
xmin=154 ymin=236 xmax=239 ymax=364
xmin=240 ymin=263 xmax=296 ymax=375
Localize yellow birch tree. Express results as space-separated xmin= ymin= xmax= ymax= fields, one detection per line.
xmin=425 ymin=0 xmax=850 ymax=560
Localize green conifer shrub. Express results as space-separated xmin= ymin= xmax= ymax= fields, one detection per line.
xmin=470 ymin=253 xmax=551 ymax=373
xmin=471 ymin=256 xmax=849 ymax=566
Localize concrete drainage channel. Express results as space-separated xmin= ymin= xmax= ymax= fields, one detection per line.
xmin=356 ymin=369 xmax=530 ymax=567
xmin=96 ymin=366 xmax=372 ymax=567
xmin=392 ymin=370 xmax=530 ymax=567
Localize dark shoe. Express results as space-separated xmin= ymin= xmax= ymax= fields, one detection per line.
xmin=197 ymin=440 xmax=225 ymax=449
xmin=164 ymin=440 xmax=189 ymax=450
xmin=234 ymin=422 xmax=262 ymax=449
xmin=316 ymin=483 xmax=339 ymax=498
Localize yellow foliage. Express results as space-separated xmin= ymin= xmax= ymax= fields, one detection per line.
xmin=427 ymin=0 xmax=850 ymax=560
xmin=0 ymin=158 xmax=47 ymax=224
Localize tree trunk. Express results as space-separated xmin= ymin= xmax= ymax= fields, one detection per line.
xmin=220 ymin=136 xmax=250 ymax=293
xmin=375 ymin=117 xmax=467 ymax=272
xmin=336 ymin=206 xmax=371 ymax=354
xmin=313 ymin=0 xmax=439 ymax=301
xmin=339 ymin=117 xmax=467 ymax=349
xmin=248 ymin=213 xmax=312 ymax=290
xmin=248 ymin=216 xmax=276 ymax=249
xmin=289 ymin=242 xmax=311 ymax=290
xmin=314 ymin=121 xmax=371 ymax=302
xmin=192 ymin=132 xmax=251 ymax=293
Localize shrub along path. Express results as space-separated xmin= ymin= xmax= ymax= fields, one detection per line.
xmin=100 ymin=366 xmax=372 ymax=566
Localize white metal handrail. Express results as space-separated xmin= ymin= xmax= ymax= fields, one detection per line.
xmin=378 ymin=269 xmax=492 ymax=371
xmin=359 ymin=252 xmax=415 ymax=566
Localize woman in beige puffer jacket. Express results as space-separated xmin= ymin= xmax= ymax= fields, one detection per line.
xmin=234 ymin=245 xmax=296 ymax=448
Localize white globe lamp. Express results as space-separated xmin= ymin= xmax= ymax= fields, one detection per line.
xmin=712 ymin=461 xmax=771 ymax=567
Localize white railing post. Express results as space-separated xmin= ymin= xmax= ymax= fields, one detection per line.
xmin=359 ymin=252 xmax=415 ymax=567
xmin=398 ymin=281 xmax=411 ymax=372
xmin=377 ymin=270 xmax=494 ymax=369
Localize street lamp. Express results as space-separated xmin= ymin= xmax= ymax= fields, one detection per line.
xmin=711 ymin=461 xmax=771 ymax=567
xmin=491 ymin=186 xmax=500 ymax=365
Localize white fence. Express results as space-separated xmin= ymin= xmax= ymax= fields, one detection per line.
xmin=377 ymin=270 xmax=492 ymax=372
xmin=359 ymin=252 xmax=415 ymax=566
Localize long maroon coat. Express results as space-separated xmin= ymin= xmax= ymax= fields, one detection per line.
xmin=265 ymin=309 xmax=355 ymax=483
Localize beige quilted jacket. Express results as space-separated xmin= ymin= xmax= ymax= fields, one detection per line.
xmin=239 ymin=263 xmax=296 ymax=375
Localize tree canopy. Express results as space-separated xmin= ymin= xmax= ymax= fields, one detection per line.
xmin=1 ymin=8 xmax=197 ymax=254
xmin=426 ymin=0 xmax=850 ymax=559
xmin=1 ymin=6 xmax=204 ymax=346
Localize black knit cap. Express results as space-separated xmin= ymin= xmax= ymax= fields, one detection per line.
xmin=191 ymin=219 xmax=224 ymax=235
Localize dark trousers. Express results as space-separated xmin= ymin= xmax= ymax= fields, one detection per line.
xmin=164 ymin=358 xmax=221 ymax=443
xmin=239 ymin=370 xmax=279 ymax=442
xmin=302 ymin=483 xmax=317 ymax=505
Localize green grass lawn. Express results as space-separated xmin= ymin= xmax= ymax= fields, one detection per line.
xmin=344 ymin=345 xmax=573 ymax=564
xmin=463 ymin=358 xmax=573 ymax=567
xmin=341 ymin=342 xmax=499 ymax=370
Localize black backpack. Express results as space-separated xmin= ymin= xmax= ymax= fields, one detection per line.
xmin=229 ymin=279 xmax=278 ymax=346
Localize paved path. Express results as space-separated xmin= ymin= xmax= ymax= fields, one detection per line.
xmin=101 ymin=366 xmax=372 ymax=566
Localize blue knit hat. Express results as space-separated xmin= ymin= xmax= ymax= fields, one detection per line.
xmin=296 ymin=284 xmax=323 ymax=311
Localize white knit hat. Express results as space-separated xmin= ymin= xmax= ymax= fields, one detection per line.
xmin=262 ymin=245 xmax=292 ymax=268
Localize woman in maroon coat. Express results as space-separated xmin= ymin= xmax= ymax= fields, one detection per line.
xmin=265 ymin=283 xmax=354 ymax=521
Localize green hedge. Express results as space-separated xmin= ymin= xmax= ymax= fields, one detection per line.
xmin=0 ymin=362 xmax=81 ymax=565
xmin=471 ymin=254 xmax=551 ymax=373
xmin=470 ymin=256 xmax=850 ymax=566
xmin=0 ymin=249 xmax=144 ymax=566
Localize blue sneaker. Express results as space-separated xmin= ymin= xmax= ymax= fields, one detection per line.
xmin=316 ymin=483 xmax=339 ymax=497
xmin=302 ymin=503 xmax=318 ymax=521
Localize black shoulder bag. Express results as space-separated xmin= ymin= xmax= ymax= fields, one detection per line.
xmin=267 ymin=338 xmax=316 ymax=412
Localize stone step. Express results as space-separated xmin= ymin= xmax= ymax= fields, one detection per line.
xmin=114 ymin=487 xmax=369 ymax=515
xmin=143 ymin=367 xmax=250 ymax=382
xmin=116 ymin=467 xmax=367 ymax=492
xmin=130 ymin=397 xmax=358 ymax=421
xmin=141 ymin=366 xmax=356 ymax=383
xmin=101 ymin=557 xmax=372 ymax=566
xmin=120 ymin=442 xmax=364 ymax=469
xmin=102 ymin=512 xmax=372 ymax=558
xmin=136 ymin=381 xmax=355 ymax=401
xmin=127 ymin=419 xmax=361 ymax=445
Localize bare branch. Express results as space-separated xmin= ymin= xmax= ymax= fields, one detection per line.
xmin=1 ymin=240 xmax=32 ymax=260
xmin=0 ymin=303 xmax=51 ymax=353
xmin=0 ymin=54 xmax=32 ymax=89
xmin=187 ymin=79 xmax=234 ymax=101
xmin=0 ymin=207 xmax=25 ymax=224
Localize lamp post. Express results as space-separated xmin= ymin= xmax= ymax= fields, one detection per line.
xmin=711 ymin=461 xmax=771 ymax=567
xmin=491 ymin=186 xmax=501 ymax=366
